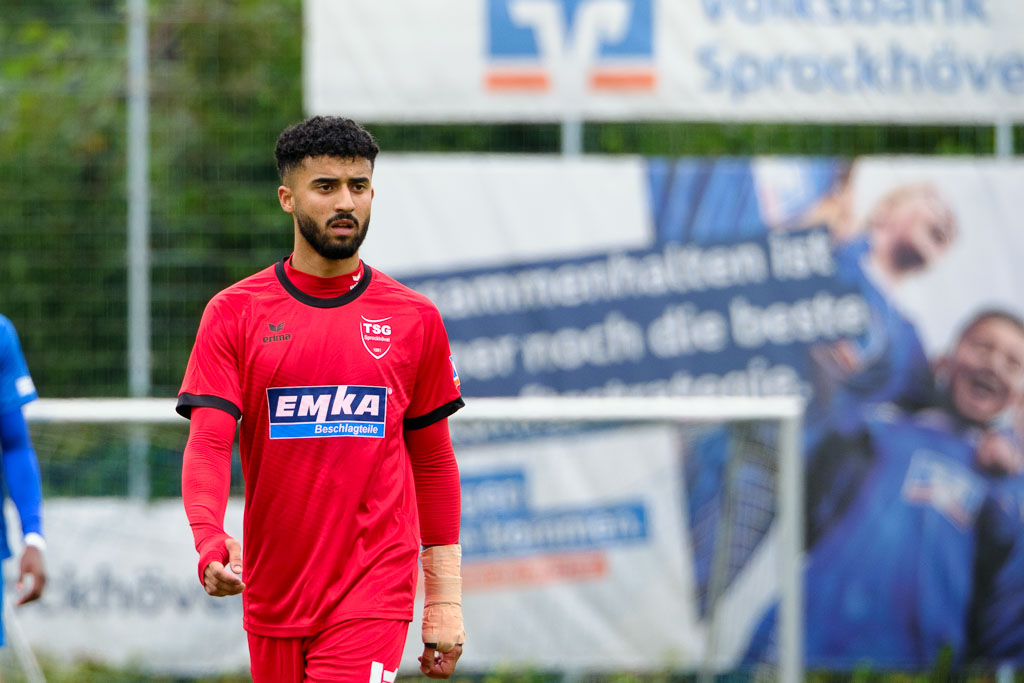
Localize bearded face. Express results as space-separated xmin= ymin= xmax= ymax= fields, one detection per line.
xmin=279 ymin=154 xmax=375 ymax=268
xmin=295 ymin=206 xmax=370 ymax=260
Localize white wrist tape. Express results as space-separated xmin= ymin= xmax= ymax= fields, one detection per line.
xmin=24 ymin=533 xmax=46 ymax=552
xmin=421 ymin=544 xmax=465 ymax=652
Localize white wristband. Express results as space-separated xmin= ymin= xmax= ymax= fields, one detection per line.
xmin=24 ymin=533 xmax=46 ymax=552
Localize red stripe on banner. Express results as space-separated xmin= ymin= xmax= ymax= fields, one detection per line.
xmin=589 ymin=69 xmax=656 ymax=91
xmin=461 ymin=551 xmax=608 ymax=590
xmin=485 ymin=70 xmax=551 ymax=92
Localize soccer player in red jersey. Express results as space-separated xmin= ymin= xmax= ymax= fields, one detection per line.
xmin=178 ymin=116 xmax=465 ymax=682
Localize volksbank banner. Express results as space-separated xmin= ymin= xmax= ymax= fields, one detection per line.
xmin=305 ymin=0 xmax=1024 ymax=123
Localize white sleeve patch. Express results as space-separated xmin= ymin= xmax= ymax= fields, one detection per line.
xmin=15 ymin=376 xmax=35 ymax=398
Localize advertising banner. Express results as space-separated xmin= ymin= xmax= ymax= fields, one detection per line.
xmin=374 ymin=153 xmax=1024 ymax=671
xmin=406 ymin=425 xmax=711 ymax=670
xmin=305 ymin=0 xmax=1024 ymax=123
xmin=14 ymin=430 xmax=715 ymax=674
xmin=9 ymin=499 xmax=249 ymax=674
xmin=17 ymin=155 xmax=1024 ymax=674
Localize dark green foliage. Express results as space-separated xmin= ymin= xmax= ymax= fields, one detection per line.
xmin=1 ymin=0 xmax=304 ymax=397
xmin=0 ymin=1 xmax=1015 ymax=400
xmin=2 ymin=0 xmax=1016 ymax=505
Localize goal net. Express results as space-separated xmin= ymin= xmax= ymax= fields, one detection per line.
xmin=22 ymin=395 xmax=803 ymax=682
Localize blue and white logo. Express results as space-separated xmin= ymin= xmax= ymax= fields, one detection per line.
xmin=266 ymin=385 xmax=387 ymax=439
xmin=902 ymin=450 xmax=985 ymax=529
xmin=486 ymin=0 xmax=654 ymax=93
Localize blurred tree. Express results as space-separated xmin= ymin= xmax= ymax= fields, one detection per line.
xmin=0 ymin=0 xmax=1007 ymax=398
xmin=0 ymin=1 xmax=130 ymax=395
xmin=146 ymin=0 xmax=304 ymax=395
xmin=0 ymin=0 xmax=304 ymax=396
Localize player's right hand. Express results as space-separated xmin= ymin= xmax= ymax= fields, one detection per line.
xmin=203 ymin=537 xmax=244 ymax=596
xmin=419 ymin=643 xmax=462 ymax=679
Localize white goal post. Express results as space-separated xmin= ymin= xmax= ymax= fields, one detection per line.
xmin=26 ymin=395 xmax=802 ymax=424
xmin=24 ymin=395 xmax=804 ymax=682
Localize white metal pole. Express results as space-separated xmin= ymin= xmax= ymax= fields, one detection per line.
xmin=561 ymin=117 xmax=583 ymax=156
xmin=127 ymin=0 xmax=152 ymax=500
xmin=777 ymin=412 xmax=805 ymax=683
xmin=127 ymin=0 xmax=151 ymax=398
xmin=996 ymin=116 xmax=1014 ymax=158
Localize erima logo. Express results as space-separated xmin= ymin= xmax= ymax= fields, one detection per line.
xmin=266 ymin=385 xmax=387 ymax=439
xmin=263 ymin=322 xmax=291 ymax=344
xmin=486 ymin=0 xmax=654 ymax=93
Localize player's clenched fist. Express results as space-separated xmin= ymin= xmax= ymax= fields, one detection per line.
xmin=419 ymin=544 xmax=464 ymax=678
xmin=419 ymin=643 xmax=462 ymax=679
xmin=203 ymin=537 xmax=244 ymax=596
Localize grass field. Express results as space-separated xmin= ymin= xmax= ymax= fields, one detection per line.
xmin=3 ymin=658 xmax=1020 ymax=683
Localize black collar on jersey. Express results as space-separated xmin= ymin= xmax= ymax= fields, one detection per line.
xmin=274 ymin=258 xmax=372 ymax=308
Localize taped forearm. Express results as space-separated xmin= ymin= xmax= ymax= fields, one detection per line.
xmin=182 ymin=407 xmax=236 ymax=582
xmin=421 ymin=544 xmax=465 ymax=651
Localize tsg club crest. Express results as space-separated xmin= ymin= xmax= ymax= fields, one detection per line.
xmin=360 ymin=316 xmax=393 ymax=359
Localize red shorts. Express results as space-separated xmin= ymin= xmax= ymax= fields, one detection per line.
xmin=247 ymin=618 xmax=410 ymax=683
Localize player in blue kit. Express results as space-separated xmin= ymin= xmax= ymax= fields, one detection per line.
xmin=970 ymin=472 xmax=1024 ymax=662
xmin=0 ymin=314 xmax=47 ymax=645
xmin=744 ymin=309 xmax=1024 ymax=670
xmin=968 ymin=359 xmax=1024 ymax=662
xmin=804 ymin=181 xmax=957 ymax=430
xmin=683 ymin=177 xmax=959 ymax=620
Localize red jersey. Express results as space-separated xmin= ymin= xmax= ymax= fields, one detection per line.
xmin=177 ymin=258 xmax=464 ymax=637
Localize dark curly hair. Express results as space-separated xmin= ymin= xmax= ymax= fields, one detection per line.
xmin=957 ymin=307 xmax=1024 ymax=343
xmin=274 ymin=116 xmax=379 ymax=180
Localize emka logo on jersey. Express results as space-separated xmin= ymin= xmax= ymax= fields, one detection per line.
xmin=266 ymin=385 xmax=387 ymax=439
xmin=486 ymin=0 xmax=654 ymax=93
xmin=360 ymin=316 xmax=393 ymax=359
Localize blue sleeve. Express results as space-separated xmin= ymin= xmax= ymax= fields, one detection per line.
xmin=831 ymin=248 xmax=933 ymax=408
xmin=0 ymin=407 xmax=43 ymax=537
xmin=970 ymin=481 xmax=1024 ymax=660
xmin=684 ymin=427 xmax=728 ymax=618
xmin=0 ymin=315 xmax=38 ymax=413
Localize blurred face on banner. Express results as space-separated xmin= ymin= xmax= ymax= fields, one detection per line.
xmin=278 ymin=155 xmax=374 ymax=262
xmin=945 ymin=316 xmax=1024 ymax=424
xmin=868 ymin=184 xmax=957 ymax=280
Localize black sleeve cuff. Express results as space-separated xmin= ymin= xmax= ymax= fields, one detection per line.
xmin=176 ymin=393 xmax=242 ymax=420
xmin=403 ymin=397 xmax=465 ymax=431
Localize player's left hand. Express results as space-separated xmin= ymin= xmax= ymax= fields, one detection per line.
xmin=976 ymin=431 xmax=1024 ymax=475
xmin=418 ymin=643 xmax=462 ymax=679
xmin=16 ymin=546 xmax=46 ymax=606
